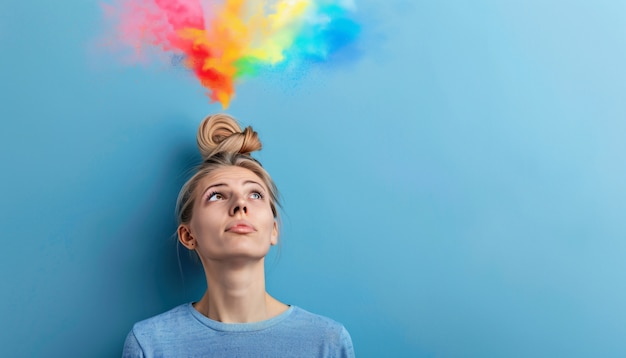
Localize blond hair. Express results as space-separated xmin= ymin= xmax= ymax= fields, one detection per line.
xmin=176 ymin=114 xmax=279 ymax=226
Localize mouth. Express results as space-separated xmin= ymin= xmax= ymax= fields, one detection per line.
xmin=226 ymin=221 xmax=256 ymax=234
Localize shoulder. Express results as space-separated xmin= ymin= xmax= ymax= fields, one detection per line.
xmin=125 ymin=303 xmax=199 ymax=352
xmin=131 ymin=303 xmax=193 ymax=336
xmin=288 ymin=306 xmax=345 ymax=330
xmin=123 ymin=303 xmax=208 ymax=357
xmin=282 ymin=307 xmax=355 ymax=357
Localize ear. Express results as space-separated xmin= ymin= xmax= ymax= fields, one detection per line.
xmin=178 ymin=224 xmax=196 ymax=250
xmin=270 ymin=220 xmax=279 ymax=246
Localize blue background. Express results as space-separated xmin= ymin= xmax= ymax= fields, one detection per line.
xmin=1 ymin=1 xmax=626 ymax=357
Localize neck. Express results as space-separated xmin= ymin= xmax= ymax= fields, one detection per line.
xmin=194 ymin=258 xmax=286 ymax=323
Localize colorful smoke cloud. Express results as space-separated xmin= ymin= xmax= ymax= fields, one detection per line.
xmin=101 ymin=0 xmax=361 ymax=108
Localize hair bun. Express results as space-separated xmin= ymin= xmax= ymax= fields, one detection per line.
xmin=197 ymin=113 xmax=262 ymax=160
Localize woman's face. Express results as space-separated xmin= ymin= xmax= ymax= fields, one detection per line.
xmin=184 ymin=166 xmax=278 ymax=262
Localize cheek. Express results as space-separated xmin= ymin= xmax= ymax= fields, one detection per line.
xmin=260 ymin=212 xmax=277 ymax=232
xmin=189 ymin=210 xmax=219 ymax=236
xmin=248 ymin=202 xmax=273 ymax=228
xmin=255 ymin=202 xmax=275 ymax=221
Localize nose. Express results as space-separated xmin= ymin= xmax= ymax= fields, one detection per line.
xmin=230 ymin=196 xmax=248 ymax=216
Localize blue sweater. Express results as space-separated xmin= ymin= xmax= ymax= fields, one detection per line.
xmin=123 ymin=303 xmax=355 ymax=357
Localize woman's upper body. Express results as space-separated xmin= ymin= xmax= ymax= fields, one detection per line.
xmin=122 ymin=114 xmax=354 ymax=357
xmin=123 ymin=303 xmax=354 ymax=358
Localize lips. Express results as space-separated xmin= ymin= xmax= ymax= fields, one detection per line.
xmin=226 ymin=221 xmax=256 ymax=234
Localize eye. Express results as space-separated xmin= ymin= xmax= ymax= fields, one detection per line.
xmin=207 ymin=192 xmax=224 ymax=201
xmin=250 ymin=191 xmax=263 ymax=200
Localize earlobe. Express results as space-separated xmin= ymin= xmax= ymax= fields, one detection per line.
xmin=178 ymin=224 xmax=196 ymax=250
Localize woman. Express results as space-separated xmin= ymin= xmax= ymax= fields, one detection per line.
xmin=123 ymin=114 xmax=355 ymax=357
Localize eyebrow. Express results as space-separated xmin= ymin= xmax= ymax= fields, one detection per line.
xmin=243 ymin=180 xmax=264 ymax=188
xmin=201 ymin=181 xmax=265 ymax=197
xmin=201 ymin=183 xmax=226 ymax=197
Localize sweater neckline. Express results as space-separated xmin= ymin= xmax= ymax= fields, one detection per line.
xmin=186 ymin=302 xmax=295 ymax=332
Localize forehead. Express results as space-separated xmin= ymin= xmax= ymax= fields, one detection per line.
xmin=196 ymin=166 xmax=267 ymax=191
